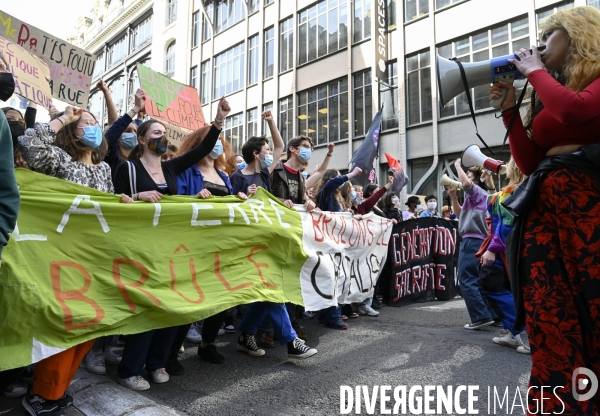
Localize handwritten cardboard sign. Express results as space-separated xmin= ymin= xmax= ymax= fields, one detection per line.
xmin=0 ymin=10 xmax=95 ymax=107
xmin=137 ymin=63 xmax=205 ymax=131
xmin=0 ymin=37 xmax=52 ymax=110
xmin=165 ymin=122 xmax=192 ymax=145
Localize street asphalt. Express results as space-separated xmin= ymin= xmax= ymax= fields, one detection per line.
xmin=1 ymin=299 xmax=532 ymax=416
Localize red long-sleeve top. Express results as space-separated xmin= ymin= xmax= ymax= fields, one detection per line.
xmin=502 ymin=69 xmax=600 ymax=175
xmin=355 ymin=185 xmax=388 ymax=215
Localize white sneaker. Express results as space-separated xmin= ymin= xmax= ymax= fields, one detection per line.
xmin=85 ymin=349 xmax=106 ymax=375
xmin=179 ymin=345 xmax=185 ymax=353
xmin=358 ymin=305 xmax=379 ymax=316
xmin=119 ymin=375 xmax=150 ymax=391
xmin=151 ymin=368 xmax=169 ymax=383
xmin=185 ymin=325 xmax=202 ymax=343
xmin=217 ymin=328 xmax=225 ymax=336
xmin=493 ymin=332 xmax=522 ymax=348
xmin=105 ymin=348 xmax=122 ymax=365
xmin=517 ymin=345 xmax=531 ymax=354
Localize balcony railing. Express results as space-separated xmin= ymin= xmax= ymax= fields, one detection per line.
xmin=165 ymin=14 xmax=177 ymax=26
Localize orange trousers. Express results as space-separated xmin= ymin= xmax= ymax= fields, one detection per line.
xmin=32 ymin=340 xmax=94 ymax=400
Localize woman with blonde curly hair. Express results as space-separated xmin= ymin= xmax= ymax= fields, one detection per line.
xmin=490 ymin=6 xmax=600 ymax=414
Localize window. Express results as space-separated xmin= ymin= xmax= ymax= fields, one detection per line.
xmin=353 ymin=0 xmax=371 ymax=43
xmin=388 ymin=0 xmax=397 ymax=29
xmin=538 ymin=2 xmax=574 ymax=26
xmin=190 ymin=66 xmax=198 ymax=89
xmin=280 ymin=18 xmax=293 ymax=73
xmin=213 ymin=43 xmax=245 ymax=98
xmin=264 ymin=27 xmax=274 ymax=78
xmin=297 ymin=78 xmax=348 ymax=145
xmin=92 ymin=54 xmax=104 ymax=79
xmin=215 ymin=0 xmax=246 ymax=34
xmin=590 ymin=0 xmax=600 ymax=10
xmin=262 ymin=102 xmax=273 ymax=138
xmin=203 ymin=3 xmax=213 ymax=41
xmin=224 ymin=113 xmax=244 ymax=153
xmin=298 ymin=0 xmax=348 ymax=65
xmin=406 ymin=53 xmax=430 ymax=125
xmin=108 ymin=36 xmax=127 ymax=67
xmin=89 ymin=92 xmax=103 ymax=120
xmin=248 ymin=35 xmax=259 ymax=85
xmin=353 ymin=71 xmax=372 ymax=136
xmin=166 ymin=41 xmax=176 ymax=77
xmin=436 ymin=0 xmax=461 ymax=9
xmin=249 ymin=0 xmax=260 ymax=14
xmin=131 ymin=15 xmax=153 ymax=51
xmin=438 ymin=16 xmax=529 ymax=117
xmin=266 ymin=0 xmax=273 ymax=4
xmin=247 ymin=108 xmax=258 ymax=138
xmin=191 ymin=11 xmax=200 ymax=48
xmin=200 ymin=60 xmax=210 ymax=104
xmin=279 ymin=97 xmax=293 ymax=144
xmin=129 ymin=69 xmax=140 ymax=96
xmin=109 ymin=77 xmax=125 ymax=111
xmin=381 ymin=61 xmax=400 ymax=129
xmin=405 ymin=0 xmax=428 ymax=22
xmin=166 ymin=0 xmax=177 ymax=25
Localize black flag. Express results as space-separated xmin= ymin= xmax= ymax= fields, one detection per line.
xmin=350 ymin=107 xmax=383 ymax=187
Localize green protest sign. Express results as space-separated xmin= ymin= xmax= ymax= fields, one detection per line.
xmin=0 ymin=170 xmax=306 ymax=371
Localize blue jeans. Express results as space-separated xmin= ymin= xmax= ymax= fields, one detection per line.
xmin=484 ymin=290 xmax=525 ymax=336
xmin=458 ymin=238 xmax=494 ymax=323
xmin=117 ymin=327 xmax=178 ymax=378
xmin=259 ymin=303 xmax=297 ymax=333
xmin=318 ymin=305 xmax=342 ymax=325
xmin=239 ymin=302 xmax=296 ymax=345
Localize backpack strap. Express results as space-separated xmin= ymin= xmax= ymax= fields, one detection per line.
xmin=127 ymin=161 xmax=137 ymax=195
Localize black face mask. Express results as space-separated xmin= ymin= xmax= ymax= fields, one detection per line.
xmin=8 ymin=120 xmax=25 ymax=146
xmin=0 ymin=73 xmax=15 ymax=101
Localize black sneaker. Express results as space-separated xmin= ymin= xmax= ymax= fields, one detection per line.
xmin=464 ymin=319 xmax=495 ymax=330
xmin=236 ymin=334 xmax=265 ymax=357
xmin=197 ymin=344 xmax=225 ymax=363
xmin=287 ymin=338 xmax=317 ymax=359
xmin=372 ymin=296 xmax=385 ymax=310
xmin=165 ymin=355 xmax=185 ymax=376
xmin=56 ymin=393 xmax=73 ymax=409
xmin=22 ymin=391 xmax=64 ymax=416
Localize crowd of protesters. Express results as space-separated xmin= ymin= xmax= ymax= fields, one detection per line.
xmin=1 ymin=6 xmax=600 ymax=415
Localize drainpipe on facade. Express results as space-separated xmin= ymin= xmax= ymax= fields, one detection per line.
xmin=347 ymin=0 xmax=354 ymax=169
xmin=411 ymin=0 xmax=438 ymax=196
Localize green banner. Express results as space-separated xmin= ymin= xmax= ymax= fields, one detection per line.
xmin=0 ymin=170 xmax=306 ymax=371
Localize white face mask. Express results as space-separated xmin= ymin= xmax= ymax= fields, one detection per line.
xmin=427 ymin=201 xmax=437 ymax=210
xmin=391 ymin=197 xmax=399 ymax=204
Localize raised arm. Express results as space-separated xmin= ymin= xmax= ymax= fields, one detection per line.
xmin=454 ymin=158 xmax=471 ymax=190
xmin=357 ymin=176 xmax=393 ymax=215
xmin=305 ymin=143 xmax=334 ymax=189
xmin=98 ymin=80 xmax=118 ymax=126
xmin=18 ymin=107 xmax=83 ymax=177
xmin=24 ymin=101 xmax=37 ymax=129
xmin=448 ymin=187 xmax=462 ymax=220
xmin=167 ymin=97 xmax=230 ymax=175
xmin=263 ymin=110 xmax=284 ymax=175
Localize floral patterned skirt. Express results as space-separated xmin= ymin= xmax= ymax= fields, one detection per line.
xmin=522 ymin=168 xmax=600 ymax=415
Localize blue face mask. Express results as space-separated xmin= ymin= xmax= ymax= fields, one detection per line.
xmin=79 ymin=125 xmax=103 ymax=149
xmin=210 ymin=140 xmax=224 ymax=159
xmin=237 ymin=162 xmax=247 ymax=170
xmin=121 ymin=132 xmax=138 ymax=150
xmin=301 ymin=171 xmax=309 ymax=179
xmin=350 ymin=191 xmax=357 ymax=201
xmin=297 ymin=147 xmax=312 ymax=163
xmin=260 ymin=153 xmax=273 ymax=169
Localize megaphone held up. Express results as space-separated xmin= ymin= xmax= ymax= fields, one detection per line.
xmin=436 ymin=47 xmax=544 ymax=110
xmin=461 ymin=144 xmax=507 ymax=175
xmin=440 ymin=174 xmax=462 ymax=190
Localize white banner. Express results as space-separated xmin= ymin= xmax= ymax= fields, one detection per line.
xmin=299 ymin=209 xmax=394 ymax=311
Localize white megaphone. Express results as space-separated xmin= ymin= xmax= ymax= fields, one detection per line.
xmin=436 ymin=46 xmax=545 ymax=109
xmin=461 ymin=145 xmax=507 ymax=175
xmin=440 ymin=174 xmax=462 ymax=190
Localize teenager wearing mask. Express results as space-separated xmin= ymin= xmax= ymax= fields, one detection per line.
xmin=112 ymin=97 xmax=230 ymax=391
xmin=18 ymin=105 xmax=132 ymax=416
xmin=234 ymin=154 xmax=245 ymax=170
xmin=382 ymin=192 xmax=402 ymax=223
xmin=452 ymin=160 xmax=497 ymax=331
xmin=170 ymin=126 xmax=246 ymax=369
xmin=231 ymin=113 xmax=317 ymax=360
xmin=103 ymin=88 xmax=145 ymax=174
xmin=0 ymin=59 xmax=22 ymax=401
xmin=403 ymin=196 xmax=421 ymax=220
xmin=312 ymin=167 xmax=362 ymax=329
xmin=491 ymin=7 xmax=600 ymax=413
xmin=419 ymin=195 xmax=442 ymax=218
xmin=2 ymin=107 xmax=28 ymax=168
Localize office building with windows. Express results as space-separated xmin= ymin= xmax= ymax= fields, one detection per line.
xmin=74 ymin=0 xmax=595 ymax=199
